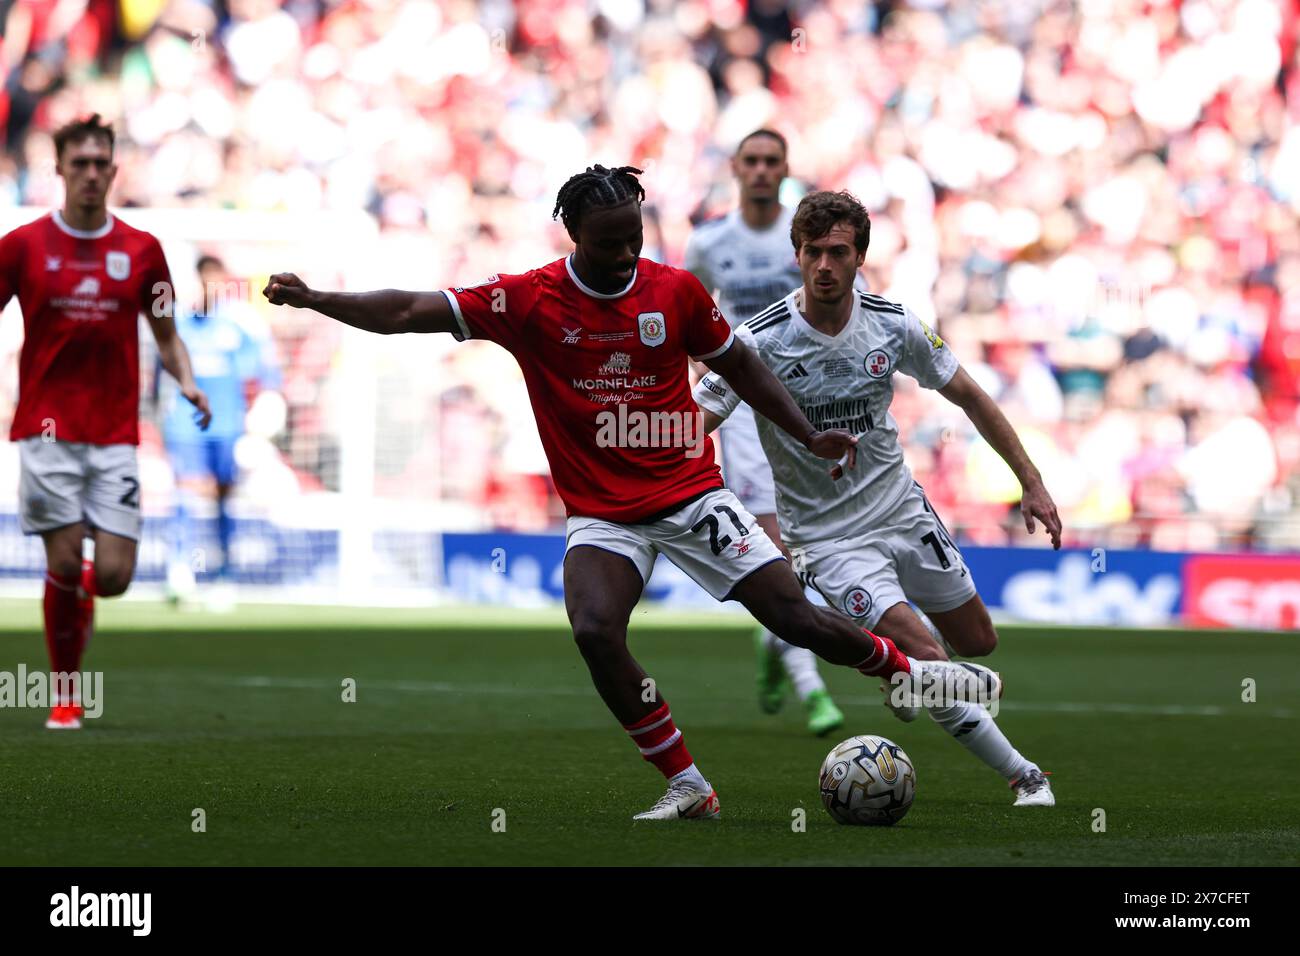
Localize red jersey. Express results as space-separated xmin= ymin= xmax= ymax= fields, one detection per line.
xmin=443 ymin=256 xmax=735 ymax=522
xmin=0 ymin=212 xmax=173 ymax=445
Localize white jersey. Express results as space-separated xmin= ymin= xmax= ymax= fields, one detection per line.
xmin=683 ymin=207 xmax=803 ymax=327
xmin=693 ymin=289 xmax=959 ymax=550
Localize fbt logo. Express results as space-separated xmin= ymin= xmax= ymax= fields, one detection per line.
xmin=561 ymin=326 xmax=582 ymax=344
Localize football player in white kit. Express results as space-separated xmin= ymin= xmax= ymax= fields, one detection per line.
xmin=693 ymin=190 xmax=1060 ymax=806
xmin=684 ymin=130 xmax=845 ymax=736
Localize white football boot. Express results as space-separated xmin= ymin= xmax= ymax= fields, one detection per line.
xmin=632 ymin=781 xmax=721 ymax=821
xmin=880 ymin=677 xmax=920 ymax=722
xmin=1011 ymin=769 xmax=1055 ymax=807
xmin=902 ymin=659 xmax=1001 ymax=708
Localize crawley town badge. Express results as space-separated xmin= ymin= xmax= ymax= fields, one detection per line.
xmin=842 ymin=587 xmax=873 ymax=618
xmin=865 ymin=349 xmax=892 ymax=378
xmin=638 ymin=312 xmax=666 ymax=347
xmin=105 ymin=251 xmax=130 ymax=281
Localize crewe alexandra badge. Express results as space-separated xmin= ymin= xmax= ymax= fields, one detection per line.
xmin=638 ymin=311 xmax=666 ymax=347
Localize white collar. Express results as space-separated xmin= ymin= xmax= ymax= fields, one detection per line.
xmin=790 ymin=288 xmax=858 ymax=343
xmin=53 ymin=210 xmax=115 ymax=240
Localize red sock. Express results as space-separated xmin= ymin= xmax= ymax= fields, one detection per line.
xmin=623 ymin=702 xmax=694 ymax=779
xmin=854 ymin=628 xmax=911 ymax=678
xmin=43 ymin=571 xmax=80 ymax=685
xmin=75 ymin=558 xmax=95 ymax=666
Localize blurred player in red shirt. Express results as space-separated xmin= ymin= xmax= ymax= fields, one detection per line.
xmin=264 ymin=164 xmax=999 ymax=819
xmin=0 ymin=115 xmax=211 ymax=729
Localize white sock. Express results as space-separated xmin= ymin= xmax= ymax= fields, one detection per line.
xmin=762 ymin=628 xmax=826 ymax=700
xmin=670 ymin=763 xmax=710 ymax=793
xmin=928 ymin=701 xmax=1035 ymax=781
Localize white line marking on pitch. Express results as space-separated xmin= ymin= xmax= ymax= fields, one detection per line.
xmin=107 ymin=672 xmax=1296 ymax=718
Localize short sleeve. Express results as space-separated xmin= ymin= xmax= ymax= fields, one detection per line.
xmin=678 ymin=269 xmax=733 ymax=361
xmin=0 ymin=229 xmax=23 ymax=308
xmin=692 ymin=325 xmax=757 ymax=423
xmin=139 ymin=236 xmax=174 ymax=318
xmin=440 ymin=271 xmax=540 ymax=349
xmin=896 ymin=306 xmax=959 ymax=389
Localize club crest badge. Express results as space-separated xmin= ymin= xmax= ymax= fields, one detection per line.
xmin=842 ymin=587 xmax=873 ymax=619
xmin=638 ymin=311 xmax=666 ymax=347
xmin=105 ymin=251 xmax=130 ymax=281
xmin=865 ymin=349 xmax=892 ymax=378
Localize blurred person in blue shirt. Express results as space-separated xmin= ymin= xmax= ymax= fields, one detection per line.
xmin=161 ymin=255 xmax=280 ymax=600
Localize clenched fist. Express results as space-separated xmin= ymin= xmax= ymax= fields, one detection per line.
xmin=804 ymin=429 xmax=858 ymax=480
xmin=263 ymin=273 xmax=314 ymax=309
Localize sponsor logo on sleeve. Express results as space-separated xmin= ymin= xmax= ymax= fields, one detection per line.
xmin=702 ymin=377 xmax=727 ymax=397
xmin=920 ymin=320 xmax=944 ymax=349
xmin=453 ymin=274 xmax=499 ymax=293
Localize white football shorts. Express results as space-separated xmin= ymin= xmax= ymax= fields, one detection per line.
xmin=565 ymin=487 xmax=785 ymax=601
xmin=18 ymin=437 xmax=142 ymax=540
xmin=790 ymin=481 xmax=976 ymax=631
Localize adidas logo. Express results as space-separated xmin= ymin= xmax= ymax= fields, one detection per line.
xmin=785 ymin=362 xmax=809 ymax=380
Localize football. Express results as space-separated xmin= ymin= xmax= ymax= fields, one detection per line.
xmin=819 ymin=735 xmax=917 ymax=826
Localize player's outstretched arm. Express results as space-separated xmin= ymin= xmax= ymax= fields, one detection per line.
xmin=704 ymin=337 xmax=857 ymax=473
xmin=939 ymin=366 xmax=1062 ymax=549
xmin=262 ymin=273 xmax=459 ymax=335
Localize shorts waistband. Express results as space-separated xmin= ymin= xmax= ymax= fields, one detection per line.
xmin=628 ymin=485 xmax=720 ymax=525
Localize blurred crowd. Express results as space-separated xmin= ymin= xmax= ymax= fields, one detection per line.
xmin=2 ymin=0 xmax=1299 ymax=550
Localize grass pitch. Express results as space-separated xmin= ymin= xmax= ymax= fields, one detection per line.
xmin=0 ymin=599 xmax=1296 ymax=866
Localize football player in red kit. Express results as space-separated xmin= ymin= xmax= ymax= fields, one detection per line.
xmin=0 ymin=115 xmax=211 ymax=729
xmin=264 ymin=165 xmax=999 ymax=819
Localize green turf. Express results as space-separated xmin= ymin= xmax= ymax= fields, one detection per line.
xmin=0 ymin=600 xmax=1296 ymax=866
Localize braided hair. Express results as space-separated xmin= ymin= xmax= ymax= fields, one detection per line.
xmin=552 ymin=165 xmax=645 ymax=235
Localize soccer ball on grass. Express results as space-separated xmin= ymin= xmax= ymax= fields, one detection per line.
xmin=818 ymin=734 xmax=916 ymax=826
